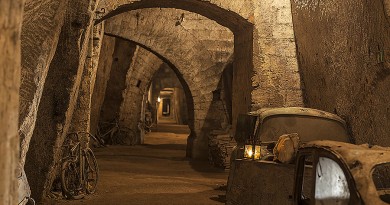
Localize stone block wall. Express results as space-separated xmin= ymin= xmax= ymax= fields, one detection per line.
xmin=291 ymin=0 xmax=390 ymax=145
xmin=252 ymin=0 xmax=304 ymax=110
xmin=13 ymin=4 xmax=305 ymax=196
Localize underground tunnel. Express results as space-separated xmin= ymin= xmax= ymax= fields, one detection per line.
xmin=0 ymin=0 xmax=390 ymax=204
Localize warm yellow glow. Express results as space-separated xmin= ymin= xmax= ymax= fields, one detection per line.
xmin=157 ymin=97 xmax=161 ymax=102
xmin=244 ymin=145 xmax=261 ymax=160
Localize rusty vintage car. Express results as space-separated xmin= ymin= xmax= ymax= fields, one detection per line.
xmin=227 ymin=107 xmax=390 ymax=205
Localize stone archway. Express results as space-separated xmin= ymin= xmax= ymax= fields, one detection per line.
xmin=102 ymin=35 xmax=197 ymax=157
xmin=96 ymin=0 xmax=255 ymax=130
xmin=103 ymin=8 xmax=235 ymax=159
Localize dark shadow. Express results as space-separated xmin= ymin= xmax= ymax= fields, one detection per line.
xmin=98 ymin=39 xmax=137 ymax=124
xmin=196 ymin=65 xmax=234 ymax=169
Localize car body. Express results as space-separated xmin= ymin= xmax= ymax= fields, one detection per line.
xmin=234 ymin=107 xmax=352 ymax=145
xmin=227 ymin=141 xmax=390 ymax=205
xmin=295 ymin=141 xmax=390 ymax=205
xmin=227 ymin=107 xmax=390 ymax=205
xmin=231 ymin=107 xmax=352 ymax=162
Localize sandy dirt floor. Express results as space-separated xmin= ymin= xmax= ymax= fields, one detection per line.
xmin=53 ymin=126 xmax=228 ymax=205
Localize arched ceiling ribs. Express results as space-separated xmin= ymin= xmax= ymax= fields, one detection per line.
xmin=104 ymin=33 xmax=195 ymax=119
xmin=98 ymin=1 xmax=255 ymax=130
xmin=95 ymin=0 xmax=253 ymax=33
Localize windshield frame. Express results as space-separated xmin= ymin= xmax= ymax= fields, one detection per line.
xmin=294 ymin=147 xmax=363 ymax=205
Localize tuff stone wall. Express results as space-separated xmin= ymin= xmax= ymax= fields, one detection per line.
xmin=25 ymin=0 xmax=98 ymax=201
xmin=0 ymin=1 xmax=24 ymax=204
xmin=291 ymin=0 xmax=390 ymax=146
xmin=70 ymin=23 xmax=105 ymax=133
xmin=90 ymin=35 xmax=116 ymax=135
xmin=98 ymin=38 xmax=137 ymax=127
xmin=119 ymin=46 xmax=163 ymax=144
xmin=19 ymin=0 xmax=68 ymax=177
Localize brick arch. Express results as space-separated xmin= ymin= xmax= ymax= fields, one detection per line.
xmin=98 ymin=0 xmax=254 ymax=131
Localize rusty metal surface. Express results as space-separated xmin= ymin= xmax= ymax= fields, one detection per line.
xmin=303 ymin=141 xmax=390 ymax=167
xmin=226 ymin=160 xmax=295 ymax=205
xmin=249 ymin=107 xmax=347 ymax=125
xmin=302 ymin=141 xmax=390 ymax=205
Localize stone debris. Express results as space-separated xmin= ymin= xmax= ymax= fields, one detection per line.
xmin=208 ymin=130 xmax=236 ymax=169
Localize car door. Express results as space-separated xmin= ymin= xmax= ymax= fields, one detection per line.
xmin=293 ymin=147 xmax=362 ymax=205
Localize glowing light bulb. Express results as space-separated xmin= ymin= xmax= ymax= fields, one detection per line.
xmin=247 ymin=149 xmax=253 ymax=157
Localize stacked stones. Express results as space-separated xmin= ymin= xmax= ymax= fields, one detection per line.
xmin=208 ymin=129 xmax=236 ymax=169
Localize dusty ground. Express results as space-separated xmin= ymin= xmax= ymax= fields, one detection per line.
xmin=53 ymin=126 xmax=228 ymax=205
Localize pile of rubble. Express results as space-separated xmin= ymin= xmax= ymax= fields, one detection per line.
xmin=208 ymin=129 xmax=236 ymax=169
